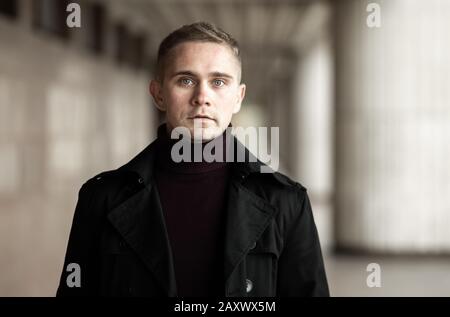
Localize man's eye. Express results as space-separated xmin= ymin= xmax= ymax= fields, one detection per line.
xmin=180 ymin=78 xmax=194 ymax=86
xmin=212 ymin=79 xmax=225 ymax=87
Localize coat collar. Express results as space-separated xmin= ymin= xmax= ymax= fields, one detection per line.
xmin=108 ymin=127 xmax=276 ymax=296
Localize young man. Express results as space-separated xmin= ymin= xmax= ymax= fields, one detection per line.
xmin=57 ymin=22 xmax=329 ymax=297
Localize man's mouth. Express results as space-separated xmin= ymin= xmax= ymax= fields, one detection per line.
xmin=191 ymin=115 xmax=214 ymax=120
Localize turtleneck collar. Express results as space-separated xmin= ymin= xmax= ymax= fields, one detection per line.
xmin=155 ymin=123 xmax=229 ymax=174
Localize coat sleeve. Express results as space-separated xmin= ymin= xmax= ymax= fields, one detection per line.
xmin=56 ymin=181 xmax=101 ymax=296
xmin=276 ymin=186 xmax=330 ymax=297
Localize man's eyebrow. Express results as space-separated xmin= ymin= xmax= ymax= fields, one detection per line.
xmin=209 ymin=72 xmax=234 ymax=79
xmin=171 ymin=71 xmax=197 ymax=78
xmin=170 ymin=70 xmax=234 ymax=80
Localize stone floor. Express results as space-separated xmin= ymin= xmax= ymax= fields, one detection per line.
xmin=324 ymin=254 xmax=450 ymax=297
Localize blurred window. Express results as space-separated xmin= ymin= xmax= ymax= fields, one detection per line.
xmin=114 ymin=23 xmax=128 ymax=65
xmin=129 ymin=33 xmax=145 ymax=70
xmin=114 ymin=24 xmax=146 ymax=70
xmin=0 ymin=0 xmax=18 ymax=19
xmin=33 ymin=0 xmax=70 ymax=40
xmin=84 ymin=2 xmax=105 ymax=55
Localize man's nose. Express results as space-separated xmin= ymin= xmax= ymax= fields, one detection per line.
xmin=192 ymin=82 xmax=211 ymax=106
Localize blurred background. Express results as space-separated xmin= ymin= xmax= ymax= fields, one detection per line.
xmin=0 ymin=0 xmax=449 ymax=296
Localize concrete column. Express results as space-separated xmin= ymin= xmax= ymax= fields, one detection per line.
xmin=292 ymin=34 xmax=334 ymax=252
xmin=334 ymin=0 xmax=450 ymax=253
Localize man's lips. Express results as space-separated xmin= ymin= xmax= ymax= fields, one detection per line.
xmin=190 ymin=115 xmax=214 ymax=120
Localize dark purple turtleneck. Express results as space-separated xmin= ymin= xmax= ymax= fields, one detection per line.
xmin=154 ymin=124 xmax=230 ymax=297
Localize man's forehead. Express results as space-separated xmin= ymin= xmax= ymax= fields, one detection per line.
xmin=165 ymin=41 xmax=241 ymax=74
xmin=170 ymin=41 xmax=233 ymax=57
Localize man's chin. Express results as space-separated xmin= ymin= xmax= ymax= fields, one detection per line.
xmin=186 ymin=125 xmax=223 ymax=143
xmin=191 ymin=128 xmax=220 ymax=143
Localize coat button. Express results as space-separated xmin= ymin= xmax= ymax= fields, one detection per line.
xmin=250 ymin=242 xmax=256 ymax=250
xmin=245 ymin=279 xmax=253 ymax=293
xmin=137 ymin=177 xmax=144 ymax=184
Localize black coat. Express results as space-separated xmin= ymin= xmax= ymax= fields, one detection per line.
xmin=56 ymin=137 xmax=329 ymax=297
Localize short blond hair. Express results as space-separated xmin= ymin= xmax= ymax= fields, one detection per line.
xmin=156 ymin=22 xmax=241 ymax=81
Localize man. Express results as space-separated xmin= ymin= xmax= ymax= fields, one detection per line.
xmin=57 ymin=22 xmax=329 ymax=297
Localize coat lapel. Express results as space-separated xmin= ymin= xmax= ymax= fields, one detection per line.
xmin=223 ymin=140 xmax=277 ymax=290
xmin=106 ymin=140 xmax=177 ymax=296
xmin=107 ymin=182 xmax=177 ymax=296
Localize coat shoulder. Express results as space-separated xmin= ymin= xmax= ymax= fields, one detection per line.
xmin=245 ymin=170 xmax=309 ymax=215
xmin=80 ymin=168 xmax=142 ymax=207
xmin=250 ymin=169 xmax=307 ymax=195
xmin=272 ymin=172 xmax=307 ymax=192
xmin=84 ymin=168 xmax=135 ymax=189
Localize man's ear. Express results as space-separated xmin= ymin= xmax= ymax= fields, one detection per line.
xmin=232 ymin=83 xmax=246 ymax=114
xmin=150 ymin=80 xmax=165 ymax=111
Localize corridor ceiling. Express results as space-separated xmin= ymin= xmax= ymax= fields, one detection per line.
xmin=105 ymin=0 xmax=330 ymax=104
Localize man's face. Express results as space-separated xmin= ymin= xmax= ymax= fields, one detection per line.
xmin=150 ymin=41 xmax=246 ymax=141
